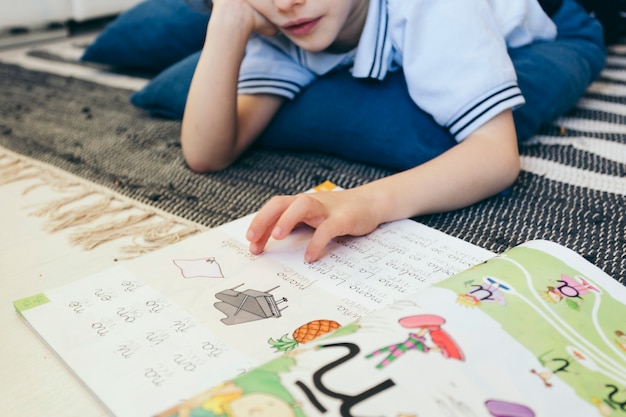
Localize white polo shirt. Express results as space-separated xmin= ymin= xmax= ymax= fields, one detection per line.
xmin=238 ymin=0 xmax=557 ymax=141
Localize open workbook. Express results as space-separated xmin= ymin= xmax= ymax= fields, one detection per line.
xmin=13 ymin=182 xmax=626 ymax=417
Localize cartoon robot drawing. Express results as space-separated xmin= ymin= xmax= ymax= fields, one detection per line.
xmin=214 ymin=284 xmax=288 ymax=325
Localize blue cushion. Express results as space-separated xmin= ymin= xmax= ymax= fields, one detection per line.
xmin=130 ymin=51 xmax=200 ymax=118
xmin=129 ymin=52 xmax=456 ymax=171
xmin=81 ymin=0 xmax=209 ymax=73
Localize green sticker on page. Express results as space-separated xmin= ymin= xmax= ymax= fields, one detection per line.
xmin=14 ymin=293 xmax=50 ymax=313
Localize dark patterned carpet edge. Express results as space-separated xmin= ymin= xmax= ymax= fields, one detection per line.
xmin=1 ymin=61 xmax=625 ymax=285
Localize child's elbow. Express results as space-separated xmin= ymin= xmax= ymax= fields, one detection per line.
xmin=181 ymin=145 xmax=208 ymax=172
xmin=181 ymin=135 xmax=235 ymax=173
xmin=185 ymin=156 xmax=212 ymax=174
xmin=182 ymin=149 xmax=231 ymax=173
xmin=502 ymin=150 xmax=521 ymax=188
xmin=180 ymin=126 xmax=233 ymax=173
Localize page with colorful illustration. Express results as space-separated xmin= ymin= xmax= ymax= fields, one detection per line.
xmin=13 ymin=205 xmax=492 ymax=417
xmin=157 ymin=240 xmax=626 ymax=417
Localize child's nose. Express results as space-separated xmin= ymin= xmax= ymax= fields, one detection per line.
xmin=274 ymin=0 xmax=304 ymax=12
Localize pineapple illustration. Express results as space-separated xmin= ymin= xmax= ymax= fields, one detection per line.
xmin=269 ymin=319 xmax=341 ymax=352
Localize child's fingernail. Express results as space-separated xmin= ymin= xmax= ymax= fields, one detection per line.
xmin=272 ymin=226 xmax=282 ymax=238
xmin=250 ymin=243 xmax=259 ymax=253
xmin=246 ymin=229 xmax=254 ymax=240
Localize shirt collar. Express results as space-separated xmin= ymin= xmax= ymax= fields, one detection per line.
xmin=262 ymin=0 xmax=392 ymax=79
xmin=352 ymin=0 xmax=392 ymax=80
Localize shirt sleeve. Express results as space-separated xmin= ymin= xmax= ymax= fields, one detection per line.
xmin=388 ymin=0 xmax=553 ymax=141
xmin=238 ymin=35 xmax=317 ymax=100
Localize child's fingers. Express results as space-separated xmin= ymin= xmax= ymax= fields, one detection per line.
xmin=246 ymin=196 xmax=294 ymax=251
xmin=248 ymin=227 xmax=273 ymax=255
xmin=304 ymin=220 xmax=340 ymax=263
xmin=270 ymin=194 xmax=327 ymax=240
xmin=247 ymin=193 xmax=333 ymax=259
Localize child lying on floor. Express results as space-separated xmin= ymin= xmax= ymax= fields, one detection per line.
xmin=182 ymin=0 xmax=606 ymax=262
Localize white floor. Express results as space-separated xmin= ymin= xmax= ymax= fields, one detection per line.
xmin=0 ymin=34 xmax=181 ymax=415
xmin=0 ymin=174 xmax=131 ymax=416
xmin=0 ymin=30 xmax=130 ymax=415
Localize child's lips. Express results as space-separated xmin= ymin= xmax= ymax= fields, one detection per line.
xmin=281 ymin=17 xmax=321 ymax=36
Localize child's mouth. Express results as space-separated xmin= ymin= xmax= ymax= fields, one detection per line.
xmin=282 ymin=17 xmax=321 ymax=36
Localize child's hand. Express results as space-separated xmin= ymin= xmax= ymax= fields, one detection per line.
xmin=245 ymin=111 xmax=520 ymax=264
xmin=246 ymin=189 xmax=383 ymax=263
xmin=211 ymin=0 xmax=277 ymax=37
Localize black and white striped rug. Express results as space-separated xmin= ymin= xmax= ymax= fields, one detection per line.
xmin=1 ymin=36 xmax=625 ymax=284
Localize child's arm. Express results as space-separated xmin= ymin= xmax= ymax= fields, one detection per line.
xmin=246 ymin=109 xmax=520 ymax=262
xmin=181 ymin=0 xmax=284 ymax=173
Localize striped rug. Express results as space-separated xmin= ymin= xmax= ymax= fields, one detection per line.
xmin=1 ymin=35 xmax=625 ymax=284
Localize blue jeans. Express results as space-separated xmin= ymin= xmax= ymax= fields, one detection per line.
xmin=256 ymin=0 xmax=606 ymax=171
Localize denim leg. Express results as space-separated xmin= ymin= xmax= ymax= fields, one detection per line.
xmin=256 ymin=0 xmax=606 ymax=171
xmin=513 ymin=0 xmax=607 ymax=140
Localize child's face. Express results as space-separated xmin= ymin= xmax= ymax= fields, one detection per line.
xmin=246 ymin=0 xmax=369 ymax=53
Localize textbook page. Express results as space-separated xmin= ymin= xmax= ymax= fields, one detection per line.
xmin=13 ymin=215 xmax=492 ymax=417
xmin=159 ymin=239 xmax=626 ymax=417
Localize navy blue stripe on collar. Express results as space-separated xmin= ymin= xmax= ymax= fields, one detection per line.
xmin=367 ymin=0 xmax=389 ymax=79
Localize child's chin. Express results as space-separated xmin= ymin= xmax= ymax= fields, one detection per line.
xmin=283 ymin=35 xmax=335 ymax=53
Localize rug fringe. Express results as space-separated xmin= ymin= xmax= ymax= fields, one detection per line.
xmin=0 ymin=156 xmax=42 ymax=185
xmin=0 ymin=148 xmax=206 ymax=257
xmin=121 ymin=223 xmax=201 ymax=259
xmin=70 ymin=212 xmax=157 ymax=250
